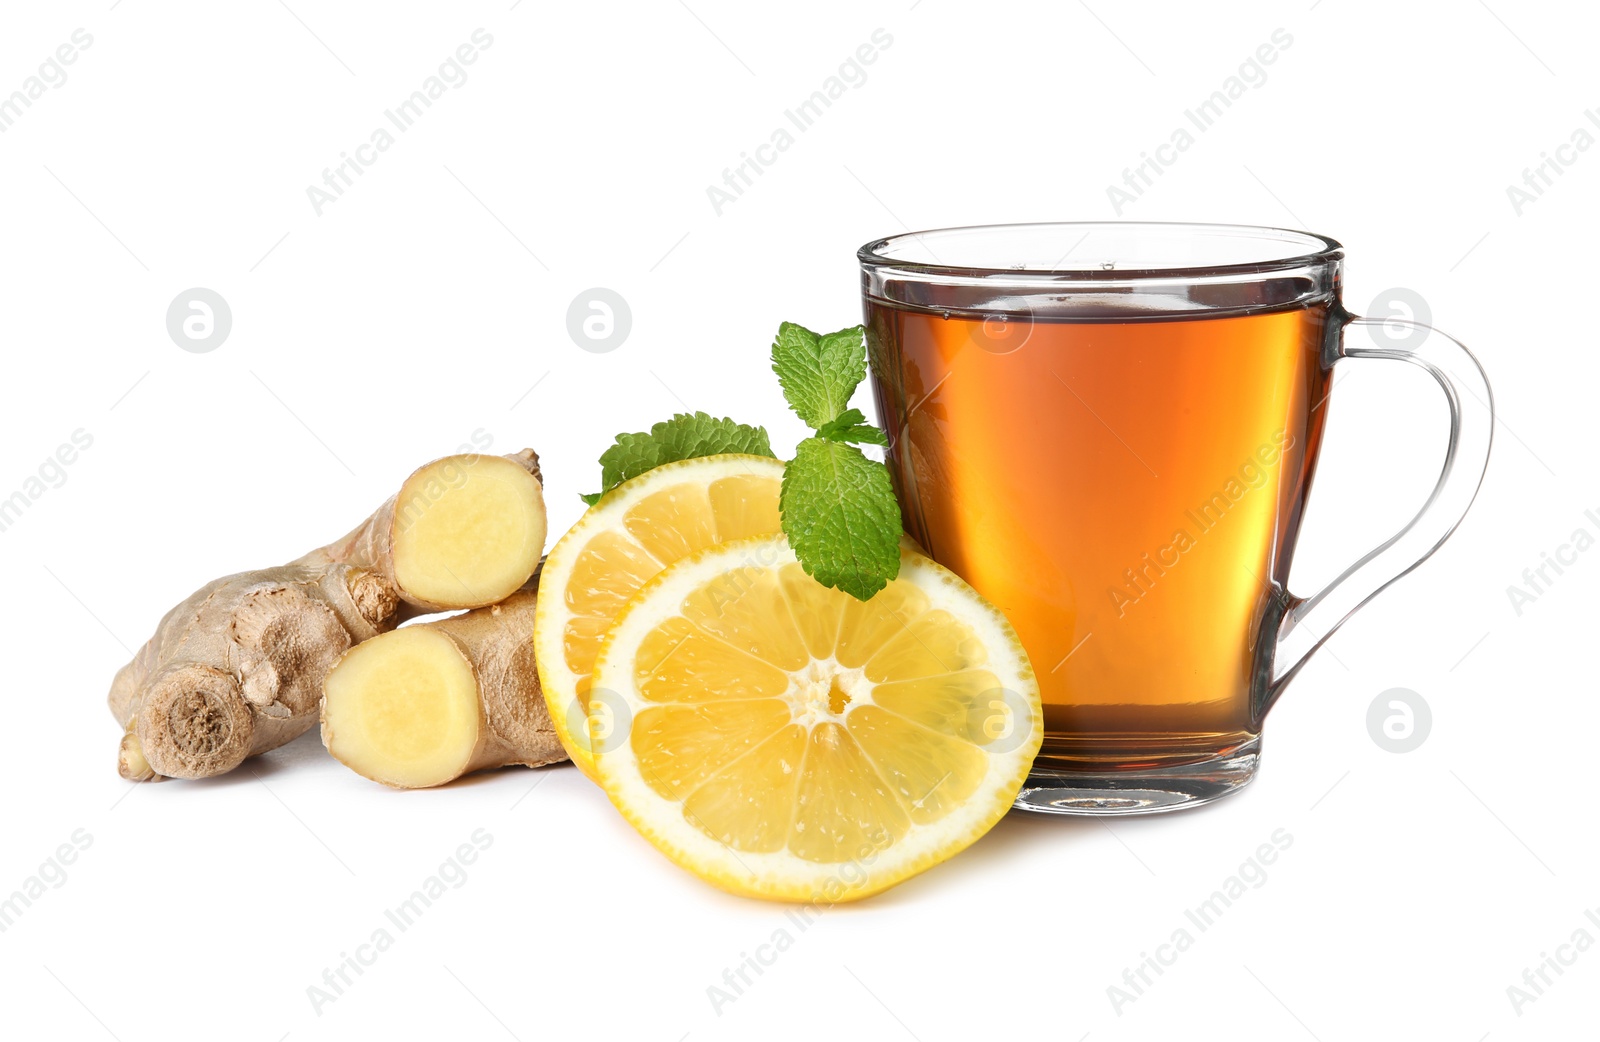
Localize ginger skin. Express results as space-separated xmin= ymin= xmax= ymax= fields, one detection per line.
xmin=110 ymin=450 xmax=547 ymax=782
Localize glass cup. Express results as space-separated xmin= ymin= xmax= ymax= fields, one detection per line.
xmin=859 ymin=222 xmax=1492 ymax=815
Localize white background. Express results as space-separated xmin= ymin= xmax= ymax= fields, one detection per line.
xmin=0 ymin=1 xmax=1593 ymax=1039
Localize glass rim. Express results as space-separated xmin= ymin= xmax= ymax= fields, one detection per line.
xmin=857 ymin=221 xmax=1344 ymax=283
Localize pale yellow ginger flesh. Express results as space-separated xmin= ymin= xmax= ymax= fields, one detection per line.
xmin=323 ymin=629 xmax=481 ymax=787
xmin=110 ymin=450 xmax=547 ymax=782
xmin=322 ymin=588 xmax=565 ymax=788
xmin=391 ymin=454 xmax=546 ymax=609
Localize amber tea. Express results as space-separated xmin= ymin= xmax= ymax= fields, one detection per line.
xmin=860 ymin=222 xmax=1492 ymax=814
xmin=868 ymin=300 xmax=1331 ymax=773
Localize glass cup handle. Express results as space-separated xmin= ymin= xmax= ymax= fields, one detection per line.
xmin=1269 ymin=313 xmax=1495 ymax=702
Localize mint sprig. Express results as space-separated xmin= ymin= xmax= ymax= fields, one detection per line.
xmin=579 ymin=323 xmax=902 ymax=601
xmin=581 ymin=412 xmax=774 ymax=505
xmin=771 ymin=323 xmax=901 ymax=599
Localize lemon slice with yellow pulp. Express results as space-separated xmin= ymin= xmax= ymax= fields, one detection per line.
xmin=591 ymin=536 xmax=1041 ymax=903
xmin=533 ymin=454 xmax=785 ymax=780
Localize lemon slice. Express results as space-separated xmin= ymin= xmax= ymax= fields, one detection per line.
xmin=534 ymin=454 xmax=786 ymax=780
xmin=591 ymin=536 xmax=1041 ymax=903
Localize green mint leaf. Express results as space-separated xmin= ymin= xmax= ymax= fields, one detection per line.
xmin=650 ymin=411 xmax=774 ymax=464
xmin=831 ymin=425 xmax=890 ymax=447
xmin=781 ymin=436 xmax=902 ymax=600
xmin=771 ymin=322 xmax=867 ymax=429
xmin=815 ymin=408 xmax=889 ymax=447
xmin=583 ymin=411 xmax=773 ymax=503
xmin=596 ymin=431 xmax=668 ymax=492
xmin=815 ymin=407 xmax=868 ymax=436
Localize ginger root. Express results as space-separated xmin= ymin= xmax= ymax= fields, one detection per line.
xmin=321 ymin=587 xmax=565 ymax=788
xmin=110 ymin=450 xmax=547 ymax=782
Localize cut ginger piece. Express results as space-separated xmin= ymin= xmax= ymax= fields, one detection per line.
xmin=322 ymin=588 xmax=564 ymax=788
xmin=387 ymin=453 xmax=547 ymax=610
xmin=110 ymin=449 xmax=548 ymax=783
xmin=591 ymin=536 xmax=1042 ymax=903
xmin=532 ymin=454 xmax=785 ymax=781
